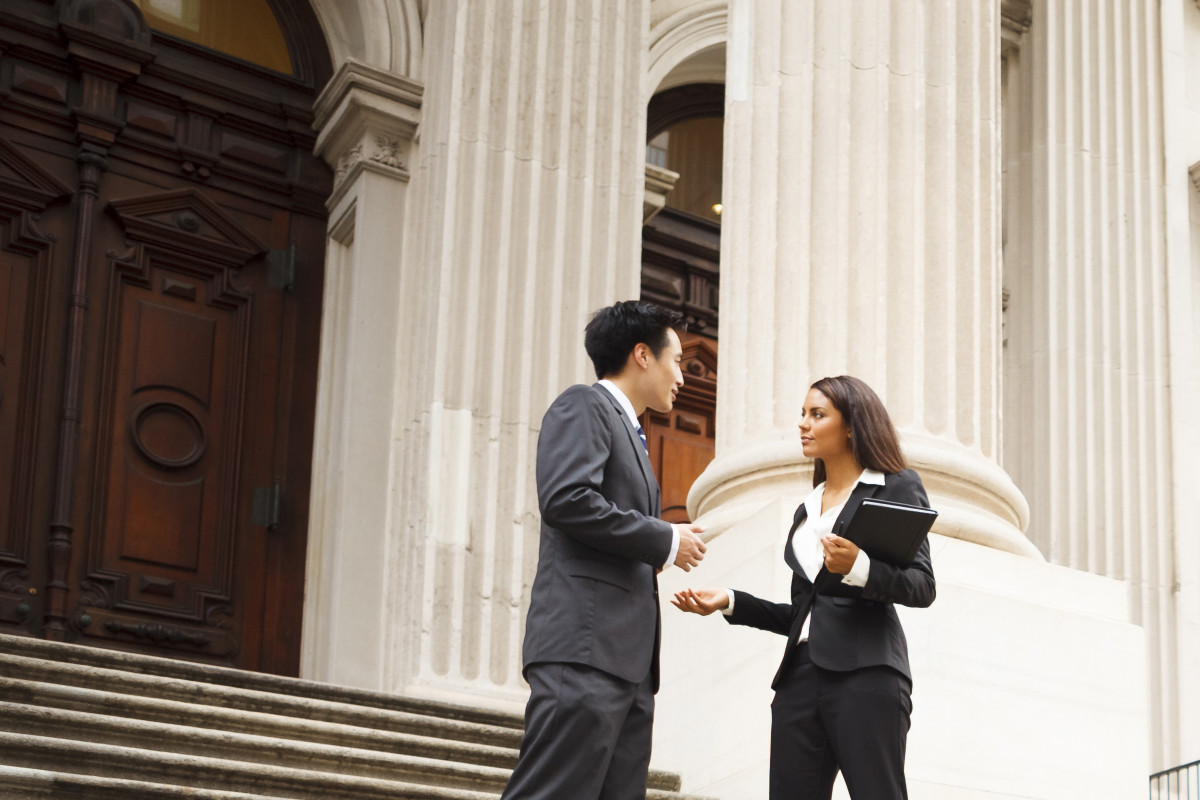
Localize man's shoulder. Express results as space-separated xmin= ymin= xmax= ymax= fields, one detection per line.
xmin=551 ymin=383 xmax=612 ymax=411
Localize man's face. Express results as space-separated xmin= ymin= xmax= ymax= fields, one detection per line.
xmin=644 ymin=328 xmax=684 ymax=413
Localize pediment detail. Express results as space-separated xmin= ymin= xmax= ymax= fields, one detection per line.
xmin=108 ymin=188 xmax=269 ymax=266
xmin=681 ymin=337 xmax=717 ymax=385
xmin=0 ymin=139 xmax=72 ymax=213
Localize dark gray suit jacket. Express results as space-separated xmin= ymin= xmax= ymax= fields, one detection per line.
xmin=726 ymin=468 xmax=935 ymax=686
xmin=521 ymin=384 xmax=674 ymax=690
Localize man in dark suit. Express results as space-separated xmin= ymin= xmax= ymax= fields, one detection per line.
xmin=500 ymin=301 xmax=708 ymax=800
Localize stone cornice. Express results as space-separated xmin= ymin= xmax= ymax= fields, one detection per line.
xmin=643 ymin=163 xmax=679 ymax=223
xmin=313 ymin=59 xmax=424 ymax=202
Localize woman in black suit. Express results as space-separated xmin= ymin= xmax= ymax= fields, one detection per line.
xmin=673 ymin=375 xmax=935 ymax=800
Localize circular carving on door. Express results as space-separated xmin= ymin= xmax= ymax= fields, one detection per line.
xmin=130 ymin=402 xmax=206 ymax=469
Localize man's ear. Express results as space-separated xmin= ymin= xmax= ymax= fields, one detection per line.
xmin=632 ymin=342 xmax=652 ymax=370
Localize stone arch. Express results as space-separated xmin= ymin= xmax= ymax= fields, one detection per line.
xmin=306 ymin=0 xmax=423 ymax=78
xmin=647 ymin=0 xmax=727 ymax=101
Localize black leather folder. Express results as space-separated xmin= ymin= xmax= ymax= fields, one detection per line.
xmin=837 ymin=498 xmax=938 ymax=566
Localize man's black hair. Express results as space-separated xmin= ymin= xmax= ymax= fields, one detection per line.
xmin=583 ymin=301 xmax=685 ymax=380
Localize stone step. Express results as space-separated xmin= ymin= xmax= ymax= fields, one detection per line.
xmin=0 ymin=633 xmax=710 ymax=798
xmin=0 ymin=731 xmax=509 ymax=800
xmin=0 ymin=701 xmax=511 ymax=792
xmin=0 ymin=733 xmax=708 ymax=800
xmin=0 ymin=651 xmax=521 ymax=750
xmin=0 ymin=675 xmax=516 ymax=769
xmin=0 ymin=765 xmax=285 ymax=800
xmin=0 ymin=634 xmax=516 ymax=728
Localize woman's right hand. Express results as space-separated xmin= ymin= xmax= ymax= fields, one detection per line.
xmin=671 ymin=587 xmax=730 ymax=616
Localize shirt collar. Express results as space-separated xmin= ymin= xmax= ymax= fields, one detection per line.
xmin=597 ymin=379 xmax=640 ymax=431
xmin=860 ymin=468 xmax=887 ymax=486
xmin=803 ymin=468 xmax=887 ymax=518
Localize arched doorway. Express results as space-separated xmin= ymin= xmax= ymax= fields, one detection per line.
xmin=640 ymin=82 xmax=724 ymax=523
xmin=0 ymin=0 xmax=331 ymax=675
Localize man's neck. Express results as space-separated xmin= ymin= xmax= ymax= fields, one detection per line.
xmin=603 ymin=375 xmax=645 ymax=416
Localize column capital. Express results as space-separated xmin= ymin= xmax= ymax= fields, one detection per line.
xmin=314 ymin=59 xmax=424 ymax=206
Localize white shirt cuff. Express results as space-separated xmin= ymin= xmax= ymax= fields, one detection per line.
xmin=720 ymin=589 xmax=735 ymax=615
xmin=662 ymin=525 xmax=680 ymax=570
xmin=841 ymin=549 xmax=872 ymax=587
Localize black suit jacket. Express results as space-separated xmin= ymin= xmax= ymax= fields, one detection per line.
xmin=521 ymin=384 xmax=674 ymax=690
xmin=726 ymin=469 xmax=935 ymax=687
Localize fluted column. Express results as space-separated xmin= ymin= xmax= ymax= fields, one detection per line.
xmin=690 ymin=0 xmax=1035 ymax=557
xmin=1002 ymin=0 xmax=1177 ymax=767
xmin=302 ymin=60 xmax=422 ymax=689
xmin=388 ymin=0 xmax=651 ymax=703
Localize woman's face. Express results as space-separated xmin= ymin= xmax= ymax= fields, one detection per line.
xmin=798 ymin=387 xmax=852 ymax=461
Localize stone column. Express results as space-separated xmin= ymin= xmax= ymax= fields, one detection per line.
xmin=689 ymin=0 xmax=1036 ymax=558
xmin=302 ymin=60 xmax=422 ymax=689
xmin=1002 ymin=0 xmax=1179 ymax=768
xmin=387 ymin=0 xmax=652 ymax=705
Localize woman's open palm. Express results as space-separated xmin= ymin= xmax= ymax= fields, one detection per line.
xmin=671 ymin=587 xmax=730 ymax=616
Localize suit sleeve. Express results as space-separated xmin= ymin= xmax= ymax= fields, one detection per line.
xmin=723 ymin=590 xmax=793 ymax=637
xmin=536 ymin=386 xmax=673 ymax=567
xmin=859 ymin=469 xmax=936 ymax=608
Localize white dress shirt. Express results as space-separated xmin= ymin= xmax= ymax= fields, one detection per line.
xmin=724 ymin=469 xmax=885 ymax=641
xmin=597 ymin=380 xmax=680 ymax=569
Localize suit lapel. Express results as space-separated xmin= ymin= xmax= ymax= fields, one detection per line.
xmin=783 ymin=507 xmax=811 ymax=584
xmin=593 ymin=385 xmax=657 ymax=512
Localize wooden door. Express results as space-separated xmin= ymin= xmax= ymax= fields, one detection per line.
xmin=642 ymin=335 xmax=716 ymax=523
xmin=0 ymin=0 xmax=331 ymax=674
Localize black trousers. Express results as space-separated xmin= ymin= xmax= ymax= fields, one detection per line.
xmin=500 ymin=662 xmax=655 ymax=800
xmin=769 ymin=644 xmax=913 ymax=800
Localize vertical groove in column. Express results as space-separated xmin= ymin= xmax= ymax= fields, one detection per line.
xmin=1004 ymin=0 xmax=1174 ymax=759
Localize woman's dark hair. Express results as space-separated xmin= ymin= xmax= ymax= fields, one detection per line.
xmin=584 ymin=301 xmax=685 ymax=379
xmin=809 ymin=375 xmax=907 ymax=485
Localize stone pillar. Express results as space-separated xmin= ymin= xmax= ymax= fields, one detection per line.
xmin=1002 ymin=0 xmax=1179 ymax=769
xmin=301 ymin=60 xmax=422 ymax=689
xmin=386 ymin=0 xmax=652 ymax=705
xmin=654 ymin=7 xmax=1150 ymax=798
xmin=689 ymin=0 xmax=1036 ymax=558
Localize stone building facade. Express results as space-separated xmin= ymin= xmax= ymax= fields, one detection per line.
xmin=2 ymin=1 xmax=1198 ymax=798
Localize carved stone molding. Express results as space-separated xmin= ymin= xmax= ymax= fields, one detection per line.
xmin=313 ymin=59 xmax=424 ymax=207
xmin=644 ymin=163 xmax=680 ymax=223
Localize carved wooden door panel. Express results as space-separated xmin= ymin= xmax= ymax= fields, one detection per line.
xmin=0 ymin=0 xmax=330 ymax=674
xmin=0 ymin=141 xmax=71 ymax=629
xmin=642 ymin=335 xmax=716 ymax=523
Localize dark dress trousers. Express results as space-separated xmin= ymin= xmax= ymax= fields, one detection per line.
xmin=501 ymin=384 xmax=674 ymax=800
xmin=727 ymin=468 xmax=936 ymax=800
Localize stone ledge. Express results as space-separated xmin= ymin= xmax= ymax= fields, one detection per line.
xmin=0 ymin=700 xmax=511 ymax=791
xmin=0 ymin=633 xmax=522 ymax=729
xmin=0 ymin=650 xmax=519 ymax=748
xmin=0 ymin=676 xmax=513 ymax=768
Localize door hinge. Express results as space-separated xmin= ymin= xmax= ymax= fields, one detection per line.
xmin=252 ymin=478 xmax=282 ymax=530
xmin=266 ymin=244 xmax=295 ymax=291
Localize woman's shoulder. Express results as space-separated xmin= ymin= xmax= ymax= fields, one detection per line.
xmin=885 ymin=467 xmax=923 ymax=485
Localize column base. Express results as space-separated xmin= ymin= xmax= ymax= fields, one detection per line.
xmin=654 ymin=498 xmax=1149 ymax=799
xmin=688 ymin=432 xmax=1040 ymax=559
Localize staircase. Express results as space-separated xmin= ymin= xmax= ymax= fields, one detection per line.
xmin=0 ymin=633 xmax=714 ymax=799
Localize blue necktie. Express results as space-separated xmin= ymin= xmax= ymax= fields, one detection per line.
xmin=636 ymin=424 xmax=648 ymax=451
